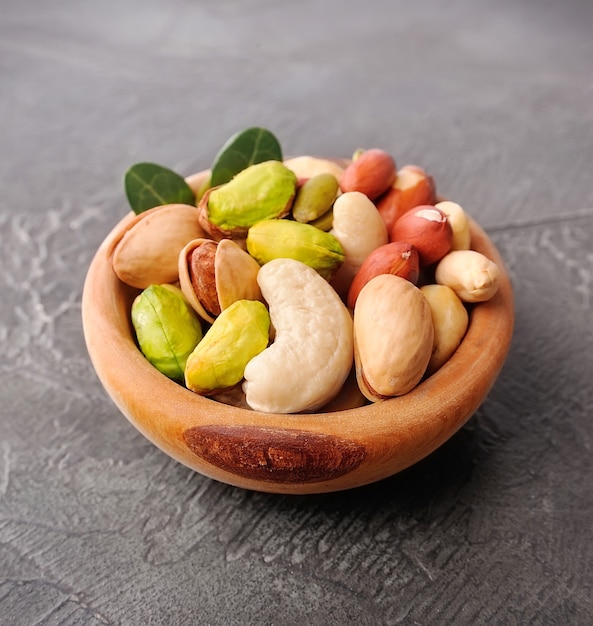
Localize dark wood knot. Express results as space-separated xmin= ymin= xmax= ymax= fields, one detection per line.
xmin=183 ymin=425 xmax=366 ymax=484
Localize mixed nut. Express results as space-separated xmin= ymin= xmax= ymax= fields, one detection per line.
xmin=113 ymin=128 xmax=501 ymax=414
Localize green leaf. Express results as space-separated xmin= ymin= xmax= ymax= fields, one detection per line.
xmin=124 ymin=162 xmax=195 ymax=214
xmin=210 ymin=127 xmax=283 ymax=187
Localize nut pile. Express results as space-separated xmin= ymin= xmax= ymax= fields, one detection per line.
xmin=113 ymin=138 xmax=501 ymax=414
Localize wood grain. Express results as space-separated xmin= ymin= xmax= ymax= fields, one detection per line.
xmin=183 ymin=425 xmax=366 ymax=483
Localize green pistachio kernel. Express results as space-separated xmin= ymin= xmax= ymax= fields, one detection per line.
xmin=246 ymin=219 xmax=345 ymax=280
xmin=207 ymin=161 xmax=297 ymax=230
xmin=132 ymin=284 xmax=203 ymax=382
xmin=310 ymin=207 xmax=334 ymax=231
xmin=292 ymin=173 xmax=339 ymax=223
xmin=185 ymin=299 xmax=270 ymax=395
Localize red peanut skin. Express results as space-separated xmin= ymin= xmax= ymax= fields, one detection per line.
xmin=347 ymin=242 xmax=420 ymax=309
xmin=339 ymin=149 xmax=396 ymax=200
xmin=375 ymin=165 xmax=436 ymax=232
xmin=389 ymin=206 xmax=453 ymax=266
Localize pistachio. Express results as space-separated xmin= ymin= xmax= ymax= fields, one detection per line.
xmin=354 ymin=274 xmax=434 ymax=400
xmin=178 ymin=238 xmax=263 ymax=324
xmin=420 ymin=284 xmax=469 ymax=375
xmin=435 ymin=250 xmax=500 ymax=302
xmin=197 ymin=160 xmax=297 ymax=241
xmin=112 ymin=204 xmax=206 ymax=289
xmin=246 ymin=219 xmax=344 ymax=280
xmin=188 ymin=241 xmax=221 ymax=317
xmin=310 ymin=207 xmax=334 ymax=231
xmin=131 ymin=284 xmax=203 ymax=382
xmin=185 ymin=300 xmax=270 ymax=395
xmin=243 ymin=259 xmax=354 ymax=413
xmin=292 ymin=173 xmax=339 ymax=223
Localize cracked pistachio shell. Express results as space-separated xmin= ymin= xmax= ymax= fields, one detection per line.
xmin=178 ymin=238 xmax=263 ymax=324
xmin=197 ymin=161 xmax=297 ymax=240
xmin=131 ymin=284 xmax=203 ymax=382
xmin=246 ymin=219 xmax=344 ymax=280
xmin=185 ymin=300 xmax=270 ymax=395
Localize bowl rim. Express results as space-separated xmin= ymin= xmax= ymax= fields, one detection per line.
xmin=82 ymin=170 xmax=514 ymax=494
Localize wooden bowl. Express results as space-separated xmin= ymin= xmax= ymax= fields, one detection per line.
xmin=82 ymin=175 xmax=514 ymax=495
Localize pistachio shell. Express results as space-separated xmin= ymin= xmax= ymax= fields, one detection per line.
xmin=216 ymin=239 xmax=263 ymax=309
xmin=132 ymin=284 xmax=203 ymax=382
xmin=246 ymin=219 xmax=344 ymax=280
xmin=197 ymin=161 xmax=297 ymax=240
xmin=189 ymin=241 xmax=221 ymax=317
xmin=185 ymin=300 xmax=270 ymax=395
xmin=112 ymin=204 xmax=205 ymax=289
xmin=354 ymin=274 xmax=433 ymax=400
xmin=179 ymin=238 xmax=263 ymax=324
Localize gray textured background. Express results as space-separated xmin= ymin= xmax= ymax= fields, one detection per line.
xmin=1 ymin=0 xmax=592 ymax=624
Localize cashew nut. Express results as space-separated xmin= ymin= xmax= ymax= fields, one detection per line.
xmin=243 ymin=258 xmax=354 ymax=413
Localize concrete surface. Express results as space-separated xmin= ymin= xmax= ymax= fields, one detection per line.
xmin=1 ymin=0 xmax=592 ymax=624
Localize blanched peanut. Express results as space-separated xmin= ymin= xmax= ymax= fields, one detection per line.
xmin=420 ymin=284 xmax=469 ymax=375
xmin=435 ymin=201 xmax=471 ymax=251
xmin=330 ymin=191 xmax=388 ymax=297
xmin=435 ymin=250 xmax=500 ymax=302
